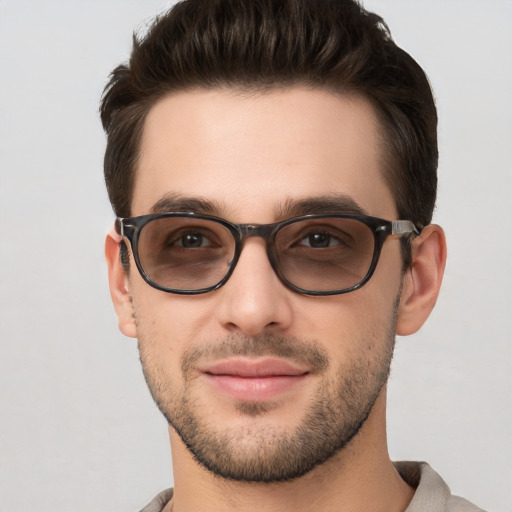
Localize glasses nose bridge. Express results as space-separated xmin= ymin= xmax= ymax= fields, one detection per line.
xmin=232 ymin=223 xmax=280 ymax=284
xmin=237 ymin=223 xmax=276 ymax=246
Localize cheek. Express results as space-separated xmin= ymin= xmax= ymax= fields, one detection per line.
xmin=293 ymin=280 xmax=400 ymax=364
xmin=129 ymin=277 xmax=216 ymax=357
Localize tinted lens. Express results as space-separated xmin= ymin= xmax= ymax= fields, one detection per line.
xmin=274 ymin=217 xmax=375 ymax=292
xmin=137 ymin=217 xmax=235 ymax=291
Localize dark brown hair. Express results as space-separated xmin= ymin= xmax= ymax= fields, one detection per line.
xmin=101 ymin=0 xmax=438 ymax=238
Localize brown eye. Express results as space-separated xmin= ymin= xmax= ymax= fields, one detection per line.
xmin=176 ymin=232 xmax=209 ymax=248
xmin=300 ymin=231 xmax=341 ymax=248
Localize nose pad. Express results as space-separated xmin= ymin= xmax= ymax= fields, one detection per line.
xmin=215 ymin=239 xmax=293 ymax=336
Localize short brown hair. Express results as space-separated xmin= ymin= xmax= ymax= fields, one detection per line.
xmin=101 ymin=0 xmax=438 ymax=237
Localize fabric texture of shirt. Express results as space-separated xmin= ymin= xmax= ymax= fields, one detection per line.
xmin=138 ymin=461 xmax=485 ymax=512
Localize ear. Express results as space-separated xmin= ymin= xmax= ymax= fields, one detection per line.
xmin=105 ymin=228 xmax=137 ymax=338
xmin=396 ymin=224 xmax=447 ymax=336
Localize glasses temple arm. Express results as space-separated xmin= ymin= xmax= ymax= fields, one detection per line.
xmin=391 ymin=220 xmax=421 ymax=237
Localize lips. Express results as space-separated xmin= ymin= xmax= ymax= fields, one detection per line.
xmin=203 ymin=358 xmax=308 ymax=377
xmin=199 ymin=358 xmax=310 ymax=401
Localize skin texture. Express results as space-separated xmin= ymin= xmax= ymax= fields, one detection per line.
xmin=106 ymin=87 xmax=446 ymax=512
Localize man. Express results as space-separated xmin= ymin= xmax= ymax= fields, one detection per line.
xmin=101 ymin=0 xmax=484 ymax=510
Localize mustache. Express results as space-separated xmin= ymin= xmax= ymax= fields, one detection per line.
xmin=181 ymin=333 xmax=329 ymax=374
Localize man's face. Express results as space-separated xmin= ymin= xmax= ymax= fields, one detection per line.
xmin=123 ymin=88 xmax=405 ymax=481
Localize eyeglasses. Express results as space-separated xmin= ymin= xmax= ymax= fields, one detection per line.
xmin=116 ymin=212 xmax=420 ymax=296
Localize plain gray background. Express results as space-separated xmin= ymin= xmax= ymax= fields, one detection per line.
xmin=0 ymin=1 xmax=510 ymax=510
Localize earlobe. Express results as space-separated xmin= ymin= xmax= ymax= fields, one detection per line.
xmin=105 ymin=229 xmax=138 ymax=338
xmin=396 ymin=224 xmax=447 ymax=336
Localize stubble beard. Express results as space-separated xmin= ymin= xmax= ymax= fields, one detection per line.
xmin=137 ymin=303 xmax=398 ymax=483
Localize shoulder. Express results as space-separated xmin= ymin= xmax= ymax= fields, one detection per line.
xmin=394 ymin=461 xmax=486 ymax=512
xmin=138 ymin=488 xmax=174 ymax=512
xmin=447 ymin=495 xmax=486 ymax=512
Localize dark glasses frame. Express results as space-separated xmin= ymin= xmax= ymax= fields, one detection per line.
xmin=116 ymin=212 xmax=420 ymax=296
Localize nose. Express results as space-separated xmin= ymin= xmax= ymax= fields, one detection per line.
xmin=214 ymin=239 xmax=294 ymax=336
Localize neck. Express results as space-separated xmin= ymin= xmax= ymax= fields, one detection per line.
xmin=166 ymin=392 xmax=414 ymax=512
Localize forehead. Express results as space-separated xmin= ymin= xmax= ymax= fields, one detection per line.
xmin=133 ymin=87 xmax=396 ymax=220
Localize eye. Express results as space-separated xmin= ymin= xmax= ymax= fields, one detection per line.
xmin=171 ymin=231 xmax=214 ymax=248
xmin=299 ymin=231 xmax=342 ymax=248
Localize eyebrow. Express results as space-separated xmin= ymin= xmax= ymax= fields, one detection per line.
xmin=149 ymin=193 xmax=368 ymax=219
xmin=150 ymin=193 xmax=226 ymax=215
xmin=275 ymin=195 xmax=368 ymax=219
